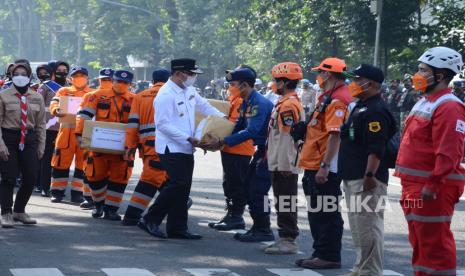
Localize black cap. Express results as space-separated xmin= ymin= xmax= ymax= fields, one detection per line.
xmin=98 ymin=68 xmax=114 ymax=79
xmin=345 ymin=64 xmax=384 ymax=84
xmin=36 ymin=64 xmax=52 ymax=76
xmin=152 ymin=69 xmax=170 ymax=83
xmin=171 ymin=58 xmax=203 ymax=74
xmin=225 ymin=68 xmax=256 ymax=83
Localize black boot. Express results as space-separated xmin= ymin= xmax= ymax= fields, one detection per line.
xmin=50 ymin=190 xmax=64 ymax=203
xmin=80 ymin=196 xmax=94 ymax=209
xmin=104 ymin=206 xmax=121 ymax=221
xmin=92 ymin=202 xmax=104 ymax=218
xmin=71 ymin=191 xmax=84 ymax=204
xmin=208 ymin=199 xmax=232 ymax=228
xmin=233 ymin=214 xmax=274 ymax=242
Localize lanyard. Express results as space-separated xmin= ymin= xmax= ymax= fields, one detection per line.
xmin=112 ymin=96 xmax=124 ymax=123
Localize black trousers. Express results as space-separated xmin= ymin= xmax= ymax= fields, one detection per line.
xmin=271 ymin=172 xmax=299 ymax=239
xmin=37 ymin=130 xmax=57 ymax=192
xmin=144 ymin=147 xmax=194 ymax=233
xmin=302 ymin=170 xmax=343 ymax=262
xmin=0 ymin=129 xmax=39 ymax=215
xmin=220 ymin=151 xmax=251 ymax=215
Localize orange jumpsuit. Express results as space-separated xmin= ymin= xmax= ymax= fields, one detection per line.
xmin=49 ymin=86 xmax=93 ymax=199
xmin=123 ymin=83 xmax=167 ymax=221
xmin=76 ymin=88 xmax=134 ymax=212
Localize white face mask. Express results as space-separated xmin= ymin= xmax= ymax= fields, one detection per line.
xmin=12 ymin=76 xmax=30 ymax=87
xmin=183 ymin=75 xmax=197 ymax=88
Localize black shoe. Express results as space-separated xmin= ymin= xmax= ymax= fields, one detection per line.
xmin=80 ymin=200 xmax=94 ymax=210
xmin=92 ymin=205 xmax=104 ymax=218
xmin=71 ymin=194 xmax=84 ymax=204
xmin=41 ymin=190 xmax=50 ymax=197
xmin=208 ymin=217 xmax=225 ymax=228
xmin=137 ymin=219 xmax=166 ymax=239
xmin=122 ymin=217 xmax=139 ymax=226
xmin=167 ymin=230 xmax=202 ymax=240
xmin=103 ymin=210 xmax=121 ymax=221
xmin=212 ymin=215 xmax=245 ymax=231
xmin=50 ymin=195 xmax=63 ymax=203
xmin=233 ymin=228 xmax=274 ymax=242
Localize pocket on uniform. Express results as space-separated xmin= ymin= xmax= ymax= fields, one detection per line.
xmin=54 ymin=130 xmax=70 ymax=149
xmin=85 ymin=157 xmax=95 ymax=177
xmin=148 ymin=159 xmax=164 ymax=170
xmin=96 ymin=102 xmax=110 ymax=119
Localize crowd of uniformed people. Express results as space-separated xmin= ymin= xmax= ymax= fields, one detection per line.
xmin=0 ymin=45 xmax=464 ymax=275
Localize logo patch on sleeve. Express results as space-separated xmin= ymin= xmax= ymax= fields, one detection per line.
xmin=335 ymin=109 xmax=345 ymax=118
xmin=456 ymin=119 xmax=465 ymax=134
xmin=368 ymin=121 xmax=381 ymax=133
xmin=280 ymin=110 xmax=294 ymax=126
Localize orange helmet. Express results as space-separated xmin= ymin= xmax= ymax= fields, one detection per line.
xmin=271 ymin=62 xmax=304 ymax=81
xmin=311 ymin=57 xmax=347 ymax=73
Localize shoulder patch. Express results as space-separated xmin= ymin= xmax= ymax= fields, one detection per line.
xmin=368 ymin=121 xmax=381 ymax=133
xmin=456 ymin=119 xmax=465 ymax=134
xmin=335 ymin=109 xmax=345 ymax=118
xmin=280 ymin=110 xmax=294 ymax=126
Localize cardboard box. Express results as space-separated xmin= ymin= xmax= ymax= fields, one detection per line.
xmin=82 ymin=121 xmax=127 ymax=154
xmin=59 ymin=96 xmax=82 ymax=115
xmin=195 ymin=99 xmax=230 ymax=126
xmin=58 ymin=114 xmax=76 ymax=124
xmin=195 ymin=116 xmax=235 ymax=143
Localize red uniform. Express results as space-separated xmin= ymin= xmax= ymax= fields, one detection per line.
xmin=395 ymin=88 xmax=465 ymax=275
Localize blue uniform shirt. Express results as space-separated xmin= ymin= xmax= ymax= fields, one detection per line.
xmin=224 ymin=90 xmax=273 ymax=147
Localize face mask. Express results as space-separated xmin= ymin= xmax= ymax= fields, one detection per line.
xmin=316 ymin=74 xmax=328 ymax=89
xmin=412 ymin=73 xmax=434 ymax=93
xmin=72 ymin=76 xmax=88 ymax=88
xmin=12 ymin=76 xmax=30 ymax=87
xmin=229 ymin=85 xmax=241 ymax=98
xmin=114 ymin=82 xmax=130 ymax=94
xmin=183 ymin=75 xmax=197 ymax=88
xmin=99 ymin=80 xmax=113 ymax=90
xmin=348 ymin=81 xmax=369 ymax=97
xmin=38 ymin=74 xmax=50 ymax=82
xmin=55 ymin=73 xmax=68 ymax=85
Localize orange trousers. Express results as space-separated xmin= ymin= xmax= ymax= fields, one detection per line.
xmin=85 ymin=153 xmax=133 ymax=211
xmin=50 ymin=128 xmax=85 ymax=197
xmin=124 ymin=155 xmax=167 ymax=220
xmin=400 ymin=180 xmax=463 ymax=276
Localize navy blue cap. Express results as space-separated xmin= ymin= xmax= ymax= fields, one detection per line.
xmin=171 ymin=58 xmax=203 ymax=74
xmin=98 ymin=68 xmax=114 ymax=79
xmin=69 ymin=66 xmax=88 ymax=76
xmin=345 ymin=64 xmax=384 ymax=84
xmin=113 ymin=70 xmax=134 ymax=83
xmin=152 ymin=69 xmax=170 ymax=83
xmin=225 ymin=68 xmax=256 ymax=83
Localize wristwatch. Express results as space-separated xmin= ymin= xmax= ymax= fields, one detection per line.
xmin=365 ymin=172 xmax=374 ymax=177
xmin=320 ymin=161 xmax=329 ymax=169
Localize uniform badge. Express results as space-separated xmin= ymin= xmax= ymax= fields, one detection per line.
xmin=89 ymin=95 xmax=96 ymax=103
xmin=250 ymin=105 xmax=259 ymax=117
xmin=368 ymin=121 xmax=381 ymax=133
xmin=335 ymin=109 xmax=345 ymax=118
xmin=456 ymin=119 xmax=465 ymax=134
xmin=310 ymin=118 xmax=318 ymax=126
xmin=121 ymin=72 xmax=128 ymax=78
xmin=280 ymin=110 xmax=294 ymax=126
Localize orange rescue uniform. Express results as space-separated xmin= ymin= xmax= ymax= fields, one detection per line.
xmin=124 ymin=83 xmax=167 ymax=221
xmin=76 ymin=88 xmax=134 ymax=212
xmin=49 ymin=86 xmax=93 ymax=199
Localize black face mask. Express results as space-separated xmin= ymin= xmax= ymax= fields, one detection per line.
xmin=54 ymin=73 xmax=68 ymax=85
xmin=38 ymin=74 xmax=50 ymax=82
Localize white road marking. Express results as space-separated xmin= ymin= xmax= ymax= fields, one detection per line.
xmin=10 ymin=268 xmax=65 ymax=276
xmin=102 ymin=268 xmax=156 ymax=276
xmin=267 ymin=268 xmax=322 ymax=276
xmin=184 ymin=268 xmax=240 ymax=276
xmin=383 ymin=270 xmax=404 ymax=276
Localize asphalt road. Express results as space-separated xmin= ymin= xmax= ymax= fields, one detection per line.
xmin=1 ymin=151 xmax=465 ymax=276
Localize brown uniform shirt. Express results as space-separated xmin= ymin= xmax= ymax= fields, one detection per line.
xmin=0 ymin=86 xmax=46 ymax=155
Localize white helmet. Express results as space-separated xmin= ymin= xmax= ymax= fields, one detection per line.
xmin=418 ymin=46 xmax=463 ymax=74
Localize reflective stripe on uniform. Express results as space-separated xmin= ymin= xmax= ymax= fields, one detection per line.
xmin=128 ymin=200 xmax=148 ymax=211
xmin=127 ymin=123 xmax=139 ymax=129
xmin=132 ymin=191 xmax=153 ymax=203
xmin=60 ymin=123 xmax=76 ymax=128
xmin=139 ymin=123 xmax=155 ymax=133
xmin=395 ymin=165 xmax=465 ymax=181
xmin=413 ymin=265 xmax=455 ymax=275
xmin=140 ymin=132 xmax=153 ymax=139
xmin=405 ymin=213 xmax=453 ymax=223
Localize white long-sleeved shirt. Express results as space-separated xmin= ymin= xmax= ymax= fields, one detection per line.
xmin=154 ymin=79 xmax=224 ymax=154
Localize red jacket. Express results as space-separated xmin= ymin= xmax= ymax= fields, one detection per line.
xmin=395 ymin=88 xmax=465 ymax=192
